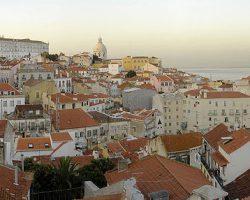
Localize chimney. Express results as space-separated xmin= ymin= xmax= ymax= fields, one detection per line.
xmin=14 ymin=166 xmax=19 ymax=185
xmin=21 ymin=154 xmax=24 ymax=171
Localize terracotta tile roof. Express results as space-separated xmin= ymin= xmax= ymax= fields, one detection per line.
xmin=138 ymin=83 xmax=156 ymax=91
xmin=50 ymin=132 xmax=73 ymax=142
xmin=51 ymin=93 xmax=110 ymax=104
xmin=184 ymin=87 xmax=215 ymax=96
xmin=160 ymin=132 xmax=202 ymax=153
xmin=105 ymin=155 xmax=209 ymax=200
xmin=203 ymin=123 xmax=230 ymax=150
xmin=219 ymin=83 xmax=233 ymax=89
xmin=224 ymin=168 xmax=250 ymax=200
xmin=155 ymin=75 xmax=173 ymax=82
xmin=82 ymin=193 xmax=123 ymax=200
xmin=119 ymin=112 xmax=143 ymax=121
xmin=107 ymin=142 xmax=125 ymax=154
xmin=0 ymin=165 xmax=32 ymax=199
xmin=211 ymin=151 xmax=229 ymax=167
xmin=0 ymin=120 xmax=7 ymax=138
xmin=219 ymin=129 xmax=250 ymax=154
xmin=119 ymin=138 xmax=149 ymax=153
xmin=206 ymin=91 xmax=250 ymax=99
xmin=52 ymin=108 xmax=98 ymax=130
xmin=88 ymin=111 xmax=128 ymax=123
xmin=16 ymin=137 xmax=52 ymax=151
xmin=0 ymin=83 xmax=20 ymax=95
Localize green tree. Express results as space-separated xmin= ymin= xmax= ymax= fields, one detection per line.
xmin=32 ymin=164 xmax=58 ymax=192
xmin=79 ymin=164 xmax=107 ymax=188
xmin=24 ymin=157 xmax=35 ymax=171
xmin=41 ymin=52 xmax=59 ymax=61
xmin=90 ymin=158 xmax=114 ymax=174
xmin=52 ymin=157 xmax=80 ymax=189
xmin=125 ymin=70 xmax=136 ymax=78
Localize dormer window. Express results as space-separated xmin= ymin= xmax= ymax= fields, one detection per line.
xmin=44 ymin=143 xmax=49 ymax=148
xmin=28 ymin=143 xmax=33 ymax=148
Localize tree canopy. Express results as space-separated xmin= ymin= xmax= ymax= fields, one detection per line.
xmin=41 ymin=52 xmax=59 ymax=61
xmin=125 ymin=70 xmax=137 ymax=78
xmin=27 ymin=157 xmax=115 ymax=199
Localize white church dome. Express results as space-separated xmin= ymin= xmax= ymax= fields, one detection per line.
xmin=93 ymin=37 xmax=107 ymax=60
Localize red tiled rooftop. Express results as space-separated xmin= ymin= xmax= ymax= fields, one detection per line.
xmin=211 ymin=151 xmax=229 ymax=167
xmin=156 ymin=75 xmax=173 ymax=82
xmin=206 ymin=91 xmax=250 ymax=99
xmin=0 ymin=165 xmax=32 ymax=199
xmin=224 ymin=168 xmax=250 ymax=199
xmin=105 ymin=155 xmax=209 ymax=200
xmin=160 ymin=132 xmax=202 ymax=153
xmin=16 ymin=137 xmax=52 ymax=151
xmin=0 ymin=120 xmax=7 ymax=138
xmin=52 ymin=108 xmax=98 ymax=130
xmin=219 ymin=129 xmax=250 ymax=154
xmin=0 ymin=83 xmax=20 ymax=95
xmin=119 ymin=138 xmax=149 ymax=153
xmin=50 ymin=132 xmax=73 ymax=142
xmin=203 ymin=123 xmax=231 ymax=150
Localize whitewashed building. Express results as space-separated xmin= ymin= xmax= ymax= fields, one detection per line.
xmin=0 ymin=37 xmax=49 ymax=59
xmin=0 ymin=83 xmax=25 ymax=119
xmin=153 ymin=90 xmax=250 ymax=134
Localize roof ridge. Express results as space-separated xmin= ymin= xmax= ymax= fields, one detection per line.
xmin=155 ymin=155 xmax=193 ymax=195
xmin=50 ymin=141 xmax=68 ymax=156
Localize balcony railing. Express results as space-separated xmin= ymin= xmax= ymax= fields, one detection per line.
xmin=201 ymin=156 xmax=224 ymax=188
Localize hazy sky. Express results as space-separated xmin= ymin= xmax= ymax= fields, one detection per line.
xmin=1 ymin=0 xmax=250 ymax=68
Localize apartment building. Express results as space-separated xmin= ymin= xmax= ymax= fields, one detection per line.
xmin=0 ymin=83 xmax=25 ymax=119
xmin=153 ymin=90 xmax=250 ymax=134
xmin=153 ymin=92 xmax=187 ymax=134
xmin=17 ymin=63 xmax=54 ymax=88
xmin=0 ymin=37 xmax=49 ymax=59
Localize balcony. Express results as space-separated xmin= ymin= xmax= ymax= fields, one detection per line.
xmin=200 ymin=156 xmax=224 ymax=188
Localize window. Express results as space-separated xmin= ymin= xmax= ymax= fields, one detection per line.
xmin=87 ymin=130 xmax=91 ymax=137
xmin=17 ymin=100 xmax=21 ymax=105
xmin=209 ymin=101 xmax=211 ymax=104
xmin=80 ymin=132 xmax=84 ymax=137
xmin=62 ymin=104 xmax=65 ymax=109
xmin=10 ymin=100 xmax=14 ymax=107
xmin=93 ymin=129 xmax=97 ymax=136
xmin=209 ymin=117 xmax=212 ymax=121
xmin=169 ymin=123 xmax=171 ymax=126
xmin=224 ymin=101 xmax=226 ymax=106
xmin=215 ymin=102 xmax=218 ymax=107
xmin=224 ymin=117 xmax=228 ymax=122
xmin=2 ymin=101 xmax=7 ymax=107
xmin=28 ymin=144 xmax=33 ymax=148
xmin=36 ymin=92 xmax=39 ymax=98
xmin=75 ymin=132 xmax=79 ymax=138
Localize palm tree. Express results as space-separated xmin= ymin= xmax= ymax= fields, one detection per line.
xmin=52 ymin=157 xmax=79 ymax=189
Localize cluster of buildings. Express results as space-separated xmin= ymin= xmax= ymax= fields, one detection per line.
xmin=0 ymin=36 xmax=250 ymax=200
